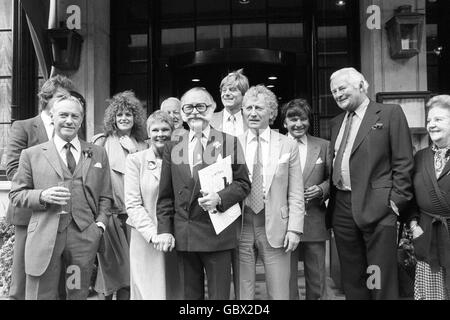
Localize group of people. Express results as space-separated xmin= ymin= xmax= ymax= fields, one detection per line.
xmin=5 ymin=67 xmax=450 ymax=300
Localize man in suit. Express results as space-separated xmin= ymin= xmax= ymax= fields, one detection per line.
xmin=156 ymin=87 xmax=251 ymax=300
xmin=6 ymin=75 xmax=74 ymax=300
xmin=283 ymin=99 xmax=331 ymax=300
xmin=210 ymin=69 xmax=249 ymax=136
xmin=160 ymin=97 xmax=188 ymax=141
xmin=238 ymin=85 xmax=305 ymax=300
xmin=327 ymin=68 xmax=414 ymax=300
xmin=9 ymin=94 xmax=113 ymax=300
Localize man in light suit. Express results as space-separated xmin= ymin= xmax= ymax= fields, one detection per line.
xmin=6 ymin=75 xmax=74 ymax=300
xmin=9 ymin=94 xmax=113 ymax=300
xmin=210 ymin=69 xmax=249 ymax=136
xmin=160 ymin=97 xmax=188 ymax=141
xmin=156 ymin=87 xmax=251 ymax=300
xmin=327 ymin=68 xmax=414 ymax=300
xmin=238 ymin=85 xmax=305 ymax=300
xmin=282 ymin=99 xmax=331 ymax=300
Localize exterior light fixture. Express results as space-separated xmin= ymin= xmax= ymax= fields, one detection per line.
xmin=47 ymin=28 xmax=84 ymax=70
xmin=267 ymin=85 xmax=275 ymax=88
xmin=336 ymin=0 xmax=346 ymax=7
xmin=192 ymin=78 xmax=201 ymax=82
xmin=239 ymin=0 xmax=250 ymax=4
xmin=268 ymin=76 xmax=278 ymax=80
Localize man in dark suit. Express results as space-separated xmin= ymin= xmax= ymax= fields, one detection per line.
xmin=9 ymin=94 xmax=112 ymax=299
xmin=6 ymin=75 xmax=74 ymax=300
xmin=283 ymin=99 xmax=331 ymax=300
xmin=327 ymin=68 xmax=414 ymax=300
xmin=156 ymin=87 xmax=251 ymax=300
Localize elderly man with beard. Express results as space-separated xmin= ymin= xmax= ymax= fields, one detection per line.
xmin=155 ymin=87 xmax=251 ymax=300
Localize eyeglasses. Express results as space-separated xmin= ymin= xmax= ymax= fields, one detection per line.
xmin=182 ymin=103 xmax=210 ymax=114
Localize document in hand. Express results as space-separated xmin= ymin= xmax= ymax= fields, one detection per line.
xmin=198 ymin=155 xmax=241 ymax=235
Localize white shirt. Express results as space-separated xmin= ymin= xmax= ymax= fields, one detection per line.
xmin=188 ymin=126 xmax=210 ymax=175
xmin=245 ymin=128 xmax=271 ymax=190
xmin=222 ymin=109 xmax=244 ymax=137
xmin=333 ymin=98 xmax=370 ymax=190
xmin=40 ymin=112 xmax=54 ymax=140
xmin=53 ymin=134 xmax=81 ymax=167
xmin=288 ymin=133 xmax=307 ymax=172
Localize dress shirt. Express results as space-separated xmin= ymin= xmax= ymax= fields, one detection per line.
xmin=245 ymin=128 xmax=271 ymax=191
xmin=41 ymin=111 xmax=54 ymax=140
xmin=333 ymin=98 xmax=370 ymax=190
xmin=53 ymin=134 xmax=81 ymax=166
xmin=188 ymin=126 xmax=210 ymax=174
xmin=288 ymin=133 xmax=307 ymax=172
xmin=222 ymin=108 xmax=244 ymax=137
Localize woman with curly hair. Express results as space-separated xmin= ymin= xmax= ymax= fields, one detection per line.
xmin=92 ymin=90 xmax=148 ymax=300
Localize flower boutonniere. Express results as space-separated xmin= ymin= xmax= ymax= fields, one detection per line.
xmin=147 ymin=160 xmax=157 ymax=170
xmin=371 ymin=123 xmax=383 ymax=130
xmin=213 ymin=141 xmax=222 ymax=150
xmin=82 ymin=148 xmax=93 ymax=159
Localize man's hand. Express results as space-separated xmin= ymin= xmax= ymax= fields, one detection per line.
xmin=198 ymin=191 xmax=221 ymax=212
xmin=283 ymin=231 xmax=301 ymax=252
xmin=40 ymin=186 xmax=71 ymax=205
xmin=153 ymin=233 xmax=175 ymax=252
xmin=304 ymin=185 xmax=323 ymax=202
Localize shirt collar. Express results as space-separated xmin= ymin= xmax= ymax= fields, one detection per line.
xmin=248 ymin=127 xmax=270 ymax=143
xmin=189 ymin=125 xmax=211 ymax=142
xmin=288 ymin=133 xmax=307 ymax=144
xmin=223 ymin=108 xmax=242 ymax=122
xmin=353 ymin=98 xmax=370 ymax=119
xmin=53 ymin=134 xmax=81 ymax=152
xmin=40 ymin=111 xmax=52 ymax=127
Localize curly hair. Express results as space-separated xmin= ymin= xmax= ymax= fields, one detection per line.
xmin=243 ymin=85 xmax=278 ymax=122
xmin=103 ymin=90 xmax=148 ymax=142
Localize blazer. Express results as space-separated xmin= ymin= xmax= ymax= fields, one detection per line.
xmin=327 ymin=101 xmax=414 ymax=229
xmin=9 ymin=139 xmax=113 ymax=277
xmin=157 ymin=127 xmax=251 ymax=252
xmin=300 ymin=135 xmax=330 ymax=242
xmin=238 ymin=129 xmax=305 ymax=248
xmin=6 ymin=115 xmax=49 ymax=226
xmin=210 ymin=110 xmax=248 ymax=133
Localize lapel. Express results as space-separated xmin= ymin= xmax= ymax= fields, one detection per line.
xmin=303 ymin=135 xmax=320 ymax=183
xmin=145 ymin=148 xmax=160 ymax=181
xmin=351 ymin=101 xmax=381 ymax=156
xmin=439 ymin=155 xmax=450 ymax=180
xmin=424 ymin=147 xmax=438 ymax=184
xmin=265 ymin=130 xmax=281 ymax=194
xmin=210 ymin=111 xmax=224 ymax=131
xmin=174 ymin=132 xmax=194 ymax=188
xmin=42 ymin=140 xmax=64 ymax=179
xmin=241 ymin=110 xmax=248 ymax=131
xmin=33 ymin=115 xmax=50 ymax=143
xmin=80 ymin=140 xmax=93 ymax=184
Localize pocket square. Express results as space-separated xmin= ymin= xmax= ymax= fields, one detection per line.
xmin=94 ymin=162 xmax=102 ymax=168
xmin=315 ymin=157 xmax=323 ymax=164
xmin=278 ymin=153 xmax=290 ymax=164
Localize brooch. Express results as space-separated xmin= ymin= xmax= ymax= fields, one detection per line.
xmin=82 ymin=148 xmax=93 ymax=159
xmin=371 ymin=123 xmax=383 ymax=130
xmin=213 ymin=141 xmax=222 ymax=150
xmin=147 ymin=160 xmax=157 ymax=170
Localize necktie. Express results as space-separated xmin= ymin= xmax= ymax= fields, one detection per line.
xmin=332 ymin=112 xmax=355 ymax=188
xmin=248 ymin=134 xmax=264 ymax=214
xmin=64 ymin=143 xmax=76 ymax=174
xmin=229 ymin=115 xmax=236 ymax=136
xmin=192 ymin=133 xmax=204 ymax=180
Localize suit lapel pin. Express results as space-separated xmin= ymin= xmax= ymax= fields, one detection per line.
xmin=147 ymin=160 xmax=157 ymax=170
xmin=82 ymin=148 xmax=93 ymax=159
xmin=371 ymin=123 xmax=383 ymax=130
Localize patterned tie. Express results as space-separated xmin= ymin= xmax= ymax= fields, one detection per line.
xmin=332 ymin=111 xmax=355 ymax=188
xmin=192 ymin=133 xmax=204 ymax=180
xmin=248 ymin=134 xmax=264 ymax=214
xmin=64 ymin=143 xmax=76 ymax=174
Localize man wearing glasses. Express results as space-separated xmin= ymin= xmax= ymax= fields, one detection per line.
xmin=156 ymin=87 xmax=251 ymax=300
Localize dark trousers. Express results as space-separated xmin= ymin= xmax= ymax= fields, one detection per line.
xmin=332 ymin=190 xmax=399 ymax=300
xmin=8 ymin=225 xmax=27 ymax=300
xmin=290 ymin=241 xmax=328 ymax=300
xmin=177 ymin=250 xmax=232 ymax=300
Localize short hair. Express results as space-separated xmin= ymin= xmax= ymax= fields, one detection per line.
xmin=38 ymin=74 xmax=75 ymax=112
xmin=426 ymin=95 xmax=450 ymax=111
xmin=180 ymin=87 xmax=216 ymax=109
xmin=161 ymin=97 xmax=181 ymax=111
xmin=242 ymin=85 xmax=278 ymax=121
xmin=281 ymin=98 xmax=312 ymax=123
xmin=220 ymin=69 xmax=249 ymax=96
xmin=146 ymin=110 xmax=174 ymax=133
xmin=53 ymin=93 xmax=85 ymax=115
xmin=330 ymin=67 xmax=369 ymax=94
xmin=103 ymin=90 xmax=148 ymax=142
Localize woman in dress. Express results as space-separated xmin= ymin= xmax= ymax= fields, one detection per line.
xmin=92 ymin=90 xmax=148 ymax=300
xmin=410 ymin=95 xmax=450 ymax=300
xmin=125 ymin=110 xmax=181 ymax=300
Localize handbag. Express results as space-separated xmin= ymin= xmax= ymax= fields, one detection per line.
xmin=397 ymin=222 xmax=417 ymax=298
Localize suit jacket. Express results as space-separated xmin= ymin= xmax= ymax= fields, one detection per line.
xmin=301 ymin=135 xmax=330 ymax=242
xmin=157 ymin=127 xmax=251 ymax=252
xmin=239 ymin=130 xmax=305 ymax=248
xmin=6 ymin=115 xmax=49 ymax=226
xmin=327 ymin=101 xmax=414 ymax=229
xmin=210 ymin=110 xmax=248 ymax=133
xmin=9 ymin=139 xmax=113 ymax=277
